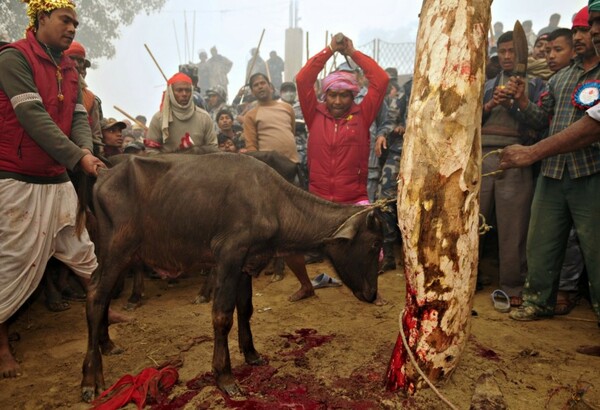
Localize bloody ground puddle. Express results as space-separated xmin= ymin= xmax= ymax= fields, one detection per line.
xmin=150 ymin=328 xmax=395 ymax=409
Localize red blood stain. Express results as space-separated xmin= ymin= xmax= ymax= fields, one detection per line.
xmin=151 ymin=329 xmax=395 ymax=409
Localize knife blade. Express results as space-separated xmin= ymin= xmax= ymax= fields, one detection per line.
xmin=512 ymin=20 xmax=529 ymax=78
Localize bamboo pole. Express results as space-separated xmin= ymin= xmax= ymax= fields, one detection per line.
xmin=386 ymin=0 xmax=491 ymax=395
xmin=306 ymin=31 xmax=309 ymax=64
xmin=172 ymin=21 xmax=182 ymax=65
xmin=245 ymin=29 xmax=266 ymax=85
xmin=113 ymin=106 xmax=149 ymax=131
xmin=144 ymin=43 xmax=168 ymax=83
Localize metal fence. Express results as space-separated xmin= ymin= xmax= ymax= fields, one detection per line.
xmin=359 ymin=39 xmax=416 ymax=75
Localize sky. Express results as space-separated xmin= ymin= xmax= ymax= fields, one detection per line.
xmin=85 ymin=0 xmax=588 ymax=121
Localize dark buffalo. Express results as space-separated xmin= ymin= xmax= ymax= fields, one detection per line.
xmin=81 ymin=153 xmax=383 ymax=401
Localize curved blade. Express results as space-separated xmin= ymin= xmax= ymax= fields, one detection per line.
xmin=512 ymin=20 xmax=528 ymax=77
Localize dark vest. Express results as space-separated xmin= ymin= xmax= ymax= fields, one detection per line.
xmin=0 ymin=30 xmax=79 ymax=177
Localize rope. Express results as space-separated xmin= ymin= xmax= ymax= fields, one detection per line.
xmin=479 ymin=213 xmax=492 ymax=236
xmin=481 ymin=149 xmax=504 ymax=178
xmin=398 ymin=313 xmax=459 ymax=410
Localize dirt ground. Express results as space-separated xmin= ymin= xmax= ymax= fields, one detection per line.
xmin=1 ymin=251 xmax=599 ymax=409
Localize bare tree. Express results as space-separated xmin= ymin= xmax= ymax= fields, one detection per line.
xmin=0 ymin=1 xmax=166 ymax=59
xmin=386 ymin=0 xmax=491 ymax=395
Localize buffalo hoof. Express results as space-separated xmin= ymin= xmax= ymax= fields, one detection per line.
xmin=248 ymin=356 xmax=266 ymax=366
xmin=244 ymin=350 xmax=265 ymax=366
xmin=270 ymin=273 xmax=284 ymax=282
xmin=124 ymin=301 xmax=141 ymax=311
xmin=81 ymin=386 xmax=96 ymax=403
xmin=219 ymin=380 xmax=244 ymax=398
xmin=100 ymin=340 xmax=124 ymax=356
xmin=193 ymin=294 xmax=211 ymax=304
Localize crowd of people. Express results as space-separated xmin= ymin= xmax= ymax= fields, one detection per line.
xmin=1 ymin=0 xmax=600 ymax=384
xmin=480 ymin=4 xmax=600 ymax=330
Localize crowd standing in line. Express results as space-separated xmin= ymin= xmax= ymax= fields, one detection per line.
xmin=2 ymin=0 xmax=600 ymax=382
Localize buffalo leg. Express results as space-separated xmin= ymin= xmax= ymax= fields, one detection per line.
xmin=211 ymin=263 xmax=243 ymax=396
xmin=236 ymin=273 xmax=262 ymax=365
xmin=81 ymin=273 xmax=109 ymax=402
xmin=194 ymin=268 xmax=215 ymax=304
xmin=81 ymin=260 xmax=129 ymax=402
xmin=125 ymin=264 xmax=145 ymax=310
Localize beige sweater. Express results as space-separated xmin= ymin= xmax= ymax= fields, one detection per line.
xmin=243 ymin=101 xmax=299 ymax=163
xmin=147 ymin=107 xmax=217 ymax=152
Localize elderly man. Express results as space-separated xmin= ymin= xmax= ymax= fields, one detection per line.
xmin=504 ymin=5 xmax=600 ymax=322
xmin=0 ymin=0 xmax=108 ymax=378
xmin=146 ymin=72 xmax=217 ymax=152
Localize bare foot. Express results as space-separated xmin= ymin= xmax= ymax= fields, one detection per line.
xmin=288 ymin=286 xmax=315 ymax=302
xmin=576 ymin=345 xmax=600 ymax=357
xmin=108 ymin=308 xmax=132 ymax=324
xmin=373 ymin=292 xmax=388 ymax=306
xmin=0 ymin=349 xmax=21 ymax=378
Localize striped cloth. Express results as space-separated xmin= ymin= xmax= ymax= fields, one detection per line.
xmin=590 ymin=0 xmax=600 ymax=12
xmin=521 ymin=57 xmax=600 ymax=179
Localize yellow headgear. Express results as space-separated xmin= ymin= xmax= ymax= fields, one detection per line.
xmin=22 ymin=0 xmax=76 ymax=32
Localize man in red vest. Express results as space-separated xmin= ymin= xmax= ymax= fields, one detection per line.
xmin=0 ymin=0 xmax=108 ymax=378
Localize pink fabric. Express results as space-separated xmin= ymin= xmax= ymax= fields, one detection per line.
xmin=321 ymin=71 xmax=360 ymax=96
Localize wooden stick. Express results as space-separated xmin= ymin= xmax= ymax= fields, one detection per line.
xmin=246 ymin=29 xmax=266 ymax=85
xmin=306 ymin=31 xmax=309 ymax=64
xmin=144 ymin=43 xmax=168 ymax=83
xmin=113 ymin=105 xmax=149 ymax=131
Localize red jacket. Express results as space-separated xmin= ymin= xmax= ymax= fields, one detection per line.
xmin=296 ymin=48 xmax=388 ymax=204
xmin=0 ymin=30 xmax=79 ymax=177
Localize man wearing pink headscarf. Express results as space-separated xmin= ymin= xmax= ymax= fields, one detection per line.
xmin=296 ymin=34 xmax=388 ymax=204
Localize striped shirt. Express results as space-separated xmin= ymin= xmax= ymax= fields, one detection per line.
xmin=521 ymin=57 xmax=600 ymax=179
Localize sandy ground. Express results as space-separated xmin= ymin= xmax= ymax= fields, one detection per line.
xmin=1 ymin=251 xmax=599 ymax=409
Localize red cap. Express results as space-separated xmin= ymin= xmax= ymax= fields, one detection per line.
xmin=64 ymin=41 xmax=86 ymax=58
xmin=167 ymin=72 xmax=192 ymax=85
xmin=573 ymin=6 xmax=590 ymax=29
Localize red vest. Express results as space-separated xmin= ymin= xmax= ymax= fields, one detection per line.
xmin=0 ymin=30 xmax=79 ymax=177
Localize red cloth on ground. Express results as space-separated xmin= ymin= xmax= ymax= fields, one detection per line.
xmin=91 ymin=366 xmax=179 ymax=410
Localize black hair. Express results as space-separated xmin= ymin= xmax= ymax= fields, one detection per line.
xmin=248 ymin=72 xmax=270 ymax=87
xmin=216 ymin=109 xmax=234 ymax=122
xmin=217 ymin=134 xmax=234 ymax=145
xmin=547 ymin=28 xmax=573 ymax=46
xmin=497 ymin=31 xmax=513 ymax=46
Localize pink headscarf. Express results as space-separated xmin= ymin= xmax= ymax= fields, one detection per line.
xmin=321 ymin=71 xmax=360 ymax=96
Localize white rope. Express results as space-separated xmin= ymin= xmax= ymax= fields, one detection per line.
xmin=398 ymin=311 xmax=459 ymax=410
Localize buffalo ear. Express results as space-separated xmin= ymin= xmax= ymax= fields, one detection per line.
xmin=366 ymin=208 xmax=384 ymax=232
xmin=329 ymin=213 xmax=362 ymax=241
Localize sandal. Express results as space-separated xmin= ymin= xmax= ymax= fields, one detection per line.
xmin=554 ymin=298 xmax=576 ymax=315
xmin=311 ymin=273 xmax=342 ymax=289
xmin=491 ymin=289 xmax=511 ymax=313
